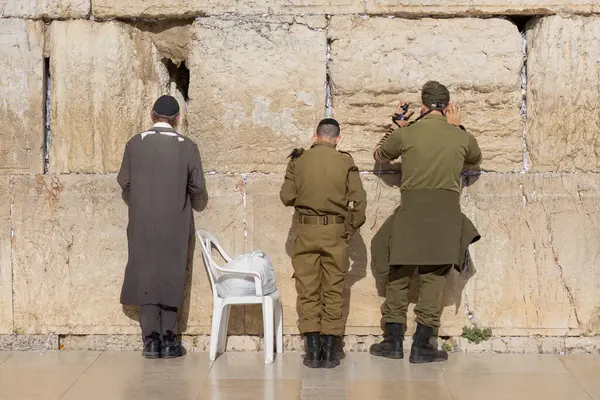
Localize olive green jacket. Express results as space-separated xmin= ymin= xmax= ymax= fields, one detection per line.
xmin=280 ymin=141 xmax=367 ymax=236
xmin=372 ymin=113 xmax=482 ymax=274
xmin=371 ymin=191 xmax=481 ymax=280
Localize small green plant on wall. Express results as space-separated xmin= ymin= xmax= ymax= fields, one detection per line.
xmin=441 ymin=341 xmax=454 ymax=352
xmin=461 ymin=326 xmax=492 ymax=344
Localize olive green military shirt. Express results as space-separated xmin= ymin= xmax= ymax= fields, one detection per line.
xmin=379 ymin=114 xmax=482 ymax=193
xmin=280 ymin=141 xmax=367 ymax=233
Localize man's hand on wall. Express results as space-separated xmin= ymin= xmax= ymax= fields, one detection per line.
xmin=446 ymin=103 xmax=461 ymax=125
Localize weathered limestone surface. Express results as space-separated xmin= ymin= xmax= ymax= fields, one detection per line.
xmin=11 ymin=175 xmax=131 ymax=334
xmin=6 ymin=171 xmax=600 ymax=338
xmin=329 ymin=17 xmax=524 ymax=172
xmin=92 ymin=0 xmax=363 ymax=18
xmin=1 ymin=0 xmax=89 ymax=18
xmin=0 ymin=177 xmax=11 ymax=334
xmin=188 ymin=16 xmax=327 ymax=173
xmin=10 ymin=174 xmax=246 ymax=334
xmin=0 ymin=19 xmax=45 ymax=175
xmin=49 ymin=20 xmax=185 ymax=174
xmin=463 ymin=173 xmax=600 ymax=336
xmin=366 ymin=0 xmax=600 ymax=15
xmin=526 ymin=16 xmax=600 ymax=172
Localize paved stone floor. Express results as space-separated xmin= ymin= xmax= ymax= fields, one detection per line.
xmin=0 ymin=350 xmax=599 ymax=399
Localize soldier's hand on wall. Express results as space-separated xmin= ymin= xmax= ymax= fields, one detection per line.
xmin=446 ymin=103 xmax=461 ymax=125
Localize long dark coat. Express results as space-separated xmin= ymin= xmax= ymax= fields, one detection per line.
xmin=117 ymin=124 xmax=207 ymax=308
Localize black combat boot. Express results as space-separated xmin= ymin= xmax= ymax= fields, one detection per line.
xmin=303 ymin=332 xmax=322 ymax=368
xmin=142 ymin=331 xmax=161 ymax=359
xmin=409 ymin=323 xmax=448 ymax=364
xmin=369 ymin=323 xmax=404 ymax=359
xmin=321 ymin=335 xmax=340 ymax=369
xmin=161 ymin=331 xmax=186 ymax=359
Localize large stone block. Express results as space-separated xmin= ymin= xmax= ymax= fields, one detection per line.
xmin=48 ymin=20 xmax=186 ymax=174
xmin=244 ymin=172 xmax=470 ymax=335
xmin=463 ymin=173 xmax=600 ymax=335
xmin=366 ymin=1 xmax=600 ymax=15
xmin=11 ymin=174 xmax=245 ymax=334
xmin=11 ymin=175 xmax=130 ymax=334
xmin=329 ymin=16 xmax=524 ymax=172
xmin=0 ymin=19 xmax=45 ymax=175
xmin=526 ymin=16 xmax=600 ymax=172
xmin=188 ymin=16 xmax=327 ymax=173
xmin=92 ymin=0 xmax=363 ymax=18
xmin=0 ymin=177 xmax=11 ymax=334
xmin=1 ymin=0 xmax=90 ymax=18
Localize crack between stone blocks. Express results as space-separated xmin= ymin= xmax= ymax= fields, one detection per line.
xmin=325 ymin=18 xmax=333 ymax=118
xmin=43 ymin=56 xmax=51 ymax=174
xmin=241 ymin=174 xmax=248 ymax=253
xmin=9 ymin=176 xmax=15 ymax=334
xmin=520 ymin=30 xmax=529 ymax=173
xmin=542 ymin=204 xmax=582 ymax=329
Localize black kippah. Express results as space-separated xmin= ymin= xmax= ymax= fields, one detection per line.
xmin=318 ymin=118 xmax=340 ymax=128
xmin=152 ymin=95 xmax=180 ymax=117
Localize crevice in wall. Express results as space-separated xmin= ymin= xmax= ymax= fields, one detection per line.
xmin=506 ymin=15 xmax=532 ymax=173
xmin=43 ymin=57 xmax=51 ymax=174
xmin=162 ymin=59 xmax=190 ymax=104
xmin=325 ymin=36 xmax=333 ymax=118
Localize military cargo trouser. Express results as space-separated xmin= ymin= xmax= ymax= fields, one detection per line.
xmin=292 ymin=217 xmax=349 ymax=336
xmin=381 ymin=265 xmax=452 ymax=328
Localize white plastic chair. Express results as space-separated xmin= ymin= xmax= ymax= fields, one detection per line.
xmin=196 ymin=230 xmax=283 ymax=363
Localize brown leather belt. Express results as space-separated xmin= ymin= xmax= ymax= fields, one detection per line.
xmin=299 ymin=215 xmax=344 ymax=225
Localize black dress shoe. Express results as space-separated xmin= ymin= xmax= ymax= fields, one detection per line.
xmin=321 ymin=335 xmax=340 ymax=369
xmin=142 ymin=332 xmax=161 ymax=359
xmin=303 ymin=332 xmax=321 ymax=368
xmin=161 ymin=331 xmax=187 ymax=359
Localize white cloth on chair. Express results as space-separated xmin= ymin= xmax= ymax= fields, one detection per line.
xmin=216 ymin=250 xmax=277 ymax=297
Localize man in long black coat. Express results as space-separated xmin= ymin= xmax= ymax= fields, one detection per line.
xmin=117 ymin=95 xmax=207 ymax=359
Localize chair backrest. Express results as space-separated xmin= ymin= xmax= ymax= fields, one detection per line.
xmin=196 ymin=230 xmax=233 ymax=295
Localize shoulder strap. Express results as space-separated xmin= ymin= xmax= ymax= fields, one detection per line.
xmin=288 ymin=148 xmax=305 ymax=159
xmin=338 ymin=150 xmax=353 ymax=159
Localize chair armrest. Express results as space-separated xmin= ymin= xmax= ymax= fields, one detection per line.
xmin=215 ymin=268 xmax=264 ymax=297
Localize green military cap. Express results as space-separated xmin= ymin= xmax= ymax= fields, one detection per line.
xmin=421 ymin=81 xmax=450 ymax=111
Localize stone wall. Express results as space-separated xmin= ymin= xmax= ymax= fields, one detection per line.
xmin=1 ymin=1 xmax=600 ymax=353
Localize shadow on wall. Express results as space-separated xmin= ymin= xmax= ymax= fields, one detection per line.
xmin=369 ymin=164 xmax=482 ymax=335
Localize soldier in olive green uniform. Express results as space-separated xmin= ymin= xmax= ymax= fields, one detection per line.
xmin=370 ymin=81 xmax=482 ymax=364
xmin=280 ymin=118 xmax=367 ymax=369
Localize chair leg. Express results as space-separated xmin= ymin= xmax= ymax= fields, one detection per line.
xmin=209 ymin=298 xmax=224 ymax=361
xmin=275 ymin=298 xmax=283 ymax=354
xmin=217 ymin=304 xmax=231 ymax=353
xmin=262 ymin=297 xmax=274 ymax=364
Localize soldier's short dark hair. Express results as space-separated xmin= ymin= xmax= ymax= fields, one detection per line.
xmin=316 ymin=118 xmax=340 ymax=138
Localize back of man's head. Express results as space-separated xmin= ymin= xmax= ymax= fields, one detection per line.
xmin=151 ymin=95 xmax=180 ymax=124
xmin=421 ymin=81 xmax=450 ymax=112
xmin=316 ymin=118 xmax=340 ymax=139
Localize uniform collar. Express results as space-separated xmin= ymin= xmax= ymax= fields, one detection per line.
xmin=422 ymin=113 xmax=447 ymax=122
xmin=311 ymin=141 xmax=337 ymax=149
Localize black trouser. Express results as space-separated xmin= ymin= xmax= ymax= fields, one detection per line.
xmin=140 ymin=304 xmax=178 ymax=339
